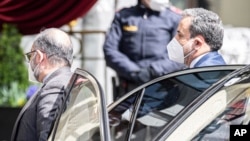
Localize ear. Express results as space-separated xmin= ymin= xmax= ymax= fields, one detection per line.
xmin=193 ymin=35 xmax=205 ymax=50
xmin=36 ymin=50 xmax=44 ymax=62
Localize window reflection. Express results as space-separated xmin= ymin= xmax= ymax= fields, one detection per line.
xmin=192 ymin=83 xmax=250 ymax=141
xmin=51 ymin=75 xmax=100 ymax=141
xmin=131 ymin=71 xmax=232 ymax=140
xmin=109 ymin=91 xmax=142 ymax=141
xmin=108 ymin=70 xmax=235 ymax=140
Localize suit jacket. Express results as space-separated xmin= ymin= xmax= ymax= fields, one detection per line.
xmin=193 ymin=51 xmax=226 ymax=67
xmin=11 ymin=67 xmax=73 ymax=141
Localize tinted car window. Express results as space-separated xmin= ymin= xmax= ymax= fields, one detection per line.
xmin=49 ymin=75 xmax=100 ymax=141
xmin=192 ymin=75 xmax=250 ymax=140
xmin=109 ymin=90 xmax=143 ymax=141
xmin=109 ymin=70 xmax=233 ymax=141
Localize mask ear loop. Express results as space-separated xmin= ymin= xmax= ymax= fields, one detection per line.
xmin=184 ymin=49 xmax=196 ymax=66
xmin=184 ymin=49 xmax=196 ymax=59
xmin=183 ymin=38 xmax=198 ymax=59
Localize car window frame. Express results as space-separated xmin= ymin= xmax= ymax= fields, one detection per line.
xmin=108 ymin=65 xmax=245 ymax=109
xmin=49 ymin=68 xmax=111 ymax=141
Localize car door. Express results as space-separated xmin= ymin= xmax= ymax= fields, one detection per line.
xmin=48 ymin=68 xmax=111 ymax=141
xmin=162 ymin=64 xmax=250 ymax=141
xmin=107 ymin=65 xmax=245 ymax=141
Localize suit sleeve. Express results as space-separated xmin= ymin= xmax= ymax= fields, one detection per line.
xmin=150 ymin=58 xmax=186 ymax=77
xmin=103 ymin=12 xmax=140 ymax=79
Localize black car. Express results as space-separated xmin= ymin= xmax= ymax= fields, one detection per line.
xmin=48 ymin=65 xmax=249 ymax=141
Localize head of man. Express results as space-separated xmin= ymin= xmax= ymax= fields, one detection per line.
xmin=167 ymin=8 xmax=224 ymax=66
xmin=26 ymin=28 xmax=73 ymax=82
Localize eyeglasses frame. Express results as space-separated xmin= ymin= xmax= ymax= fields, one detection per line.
xmin=25 ymin=50 xmax=36 ymax=62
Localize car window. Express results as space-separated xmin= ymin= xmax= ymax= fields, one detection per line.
xmin=108 ymin=69 xmax=234 ymax=141
xmin=109 ymin=90 xmax=144 ymax=141
xmin=191 ymin=82 xmax=250 ymax=140
xmin=165 ymin=67 xmax=250 ymax=141
xmin=49 ymin=69 xmax=110 ymax=141
xmin=133 ymin=70 xmax=235 ymax=140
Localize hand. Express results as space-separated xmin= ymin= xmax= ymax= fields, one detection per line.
xmin=130 ymin=68 xmax=152 ymax=84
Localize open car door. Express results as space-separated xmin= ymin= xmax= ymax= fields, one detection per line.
xmin=48 ymin=68 xmax=111 ymax=141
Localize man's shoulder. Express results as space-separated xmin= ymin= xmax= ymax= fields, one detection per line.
xmin=53 ymin=68 xmax=73 ymax=82
xmin=194 ymin=52 xmax=226 ymax=67
xmin=44 ymin=67 xmax=73 ymax=84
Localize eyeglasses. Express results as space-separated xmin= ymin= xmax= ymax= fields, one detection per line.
xmin=25 ymin=50 xmax=36 ymax=62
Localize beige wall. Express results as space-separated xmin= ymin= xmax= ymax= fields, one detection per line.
xmin=210 ymin=0 xmax=250 ymax=27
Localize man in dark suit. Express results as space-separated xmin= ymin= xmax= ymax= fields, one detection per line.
xmin=167 ymin=8 xmax=226 ymax=68
xmin=11 ymin=28 xmax=74 ymax=141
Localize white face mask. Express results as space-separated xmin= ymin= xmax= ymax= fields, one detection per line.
xmin=28 ymin=63 xmax=39 ymax=83
xmin=28 ymin=53 xmax=40 ymax=83
xmin=149 ymin=0 xmax=169 ymax=12
xmin=167 ymin=38 xmax=185 ymax=63
xmin=167 ymin=38 xmax=195 ymax=64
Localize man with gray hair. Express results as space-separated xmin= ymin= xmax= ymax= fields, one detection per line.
xmin=11 ymin=28 xmax=74 ymax=141
xmin=167 ymin=8 xmax=226 ymax=68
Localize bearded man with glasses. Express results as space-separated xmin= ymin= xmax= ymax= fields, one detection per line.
xmin=11 ymin=28 xmax=74 ymax=141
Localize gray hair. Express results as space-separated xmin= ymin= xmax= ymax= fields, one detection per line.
xmin=182 ymin=8 xmax=224 ymax=51
xmin=33 ymin=28 xmax=73 ymax=66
